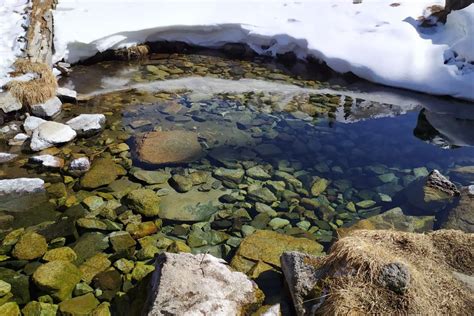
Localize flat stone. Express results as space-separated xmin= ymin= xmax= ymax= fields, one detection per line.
xmin=247 ymin=186 xmax=277 ymax=204
xmin=126 ymin=189 xmax=160 ymax=217
xmin=58 ymin=293 xmax=99 ymax=315
xmin=311 ymin=177 xmax=329 ymax=197
xmin=213 ymin=167 xmax=245 ymax=184
xmin=29 ymin=155 xmax=64 ymax=169
xmin=32 ymin=261 xmax=82 ymax=301
xmin=159 ymin=190 xmax=225 ymax=222
xmin=0 ymin=91 xmax=22 ymax=113
xmin=268 ymin=218 xmax=290 ymax=230
xmin=146 ymin=252 xmax=263 ymax=315
xmin=0 ymin=178 xmax=44 ymax=195
xmin=80 ymin=158 xmax=126 ymax=189
xmin=66 ymin=114 xmax=106 ymax=136
xmin=231 ymin=230 xmax=324 ymax=275
xmin=23 ymin=116 xmax=46 ymax=134
xmin=131 ymin=169 xmax=169 ymax=184
xmin=246 ymin=166 xmax=271 ymax=180
xmin=31 ymin=97 xmax=62 ymax=118
xmin=30 ymin=121 xmax=76 ymax=151
xmin=136 ymin=131 xmax=203 ymax=166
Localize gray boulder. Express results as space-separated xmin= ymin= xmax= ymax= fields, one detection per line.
xmin=146 ymin=252 xmax=263 ymax=315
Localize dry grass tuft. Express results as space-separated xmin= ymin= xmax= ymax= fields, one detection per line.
xmin=311 ymin=229 xmax=474 ymax=315
xmin=5 ymin=59 xmax=57 ymax=107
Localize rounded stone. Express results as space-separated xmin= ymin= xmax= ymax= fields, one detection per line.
xmin=32 ymin=261 xmax=82 ymax=301
xmin=12 ymin=232 xmax=47 ymax=260
xmin=43 ymin=247 xmax=77 ymax=262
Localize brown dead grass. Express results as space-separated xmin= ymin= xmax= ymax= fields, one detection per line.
xmin=311 ymin=230 xmax=474 ymax=315
xmin=5 ymin=59 xmax=57 ymax=106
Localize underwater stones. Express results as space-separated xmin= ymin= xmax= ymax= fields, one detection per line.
xmin=23 ymin=116 xmax=46 ymax=134
xmin=80 ymin=158 xmax=126 ymax=189
xmin=107 ymin=178 xmax=141 ymax=199
xmin=136 ymin=131 xmax=203 ymax=166
xmin=68 ymin=157 xmax=90 ymax=176
xmin=0 ymin=91 xmax=22 ymax=113
xmin=246 ymin=166 xmax=271 ymax=180
xmin=30 ymin=97 xmax=62 ymax=118
xmin=0 ymin=268 xmax=30 ymax=304
xmin=424 ymin=170 xmax=460 ymax=201
xmin=12 ymin=232 xmax=47 ymax=260
xmin=66 ymin=114 xmax=106 ymax=136
xmin=268 ymin=218 xmax=290 ymax=230
xmin=231 ymin=230 xmax=324 ymax=275
xmin=0 ymin=178 xmax=44 ymax=195
xmin=213 ymin=167 xmax=245 ymax=184
xmin=125 ymin=189 xmax=160 ymax=217
xmin=247 ymin=186 xmax=277 ymax=204
xmin=441 ymin=187 xmax=474 ymax=233
xmin=79 ymin=253 xmax=111 ymax=283
xmin=356 ymin=200 xmax=376 ymax=209
xmin=147 ymin=252 xmax=263 ymax=315
xmin=32 ymin=261 xmax=82 ymax=301
xmin=131 ymin=169 xmax=169 ymax=185
xmin=30 ymin=121 xmax=76 ymax=151
xmin=43 ymin=247 xmax=77 ymax=262
xmin=29 ymin=154 xmax=64 ymax=169
xmin=311 ymin=177 xmax=329 ymax=197
xmin=170 ymin=174 xmax=193 ymax=192
xmin=337 ymin=207 xmax=434 ymax=237
xmin=159 ymin=190 xmax=224 ymax=222
xmin=58 ymin=293 xmax=99 ymax=315
xmin=255 ymin=202 xmax=278 ymax=217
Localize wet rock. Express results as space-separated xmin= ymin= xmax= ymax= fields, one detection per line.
xmin=23 ymin=116 xmax=46 ymax=134
xmin=246 ymin=166 xmax=271 ymax=180
xmin=136 ymin=130 xmax=203 ymax=165
xmin=170 ymin=174 xmax=193 ymax=192
xmin=338 ymin=207 xmax=434 ymax=237
xmin=29 ymin=154 xmax=64 ymax=169
xmin=231 ymin=230 xmax=324 ymax=275
xmin=281 ymin=251 xmax=322 ymax=316
xmin=0 ymin=152 xmax=17 ymax=163
xmin=131 ymin=169 xmax=169 ymax=184
xmin=79 ymin=253 xmax=111 ymax=283
xmin=441 ymin=187 xmax=474 ymax=232
xmin=30 ymin=121 xmax=76 ymax=151
xmin=107 ymin=178 xmax=141 ymax=199
xmin=31 ymin=97 xmax=62 ymax=118
xmin=255 ymin=202 xmax=278 ymax=217
xmin=378 ymin=262 xmax=410 ymax=294
xmin=0 ymin=268 xmax=30 ymax=304
xmin=213 ymin=167 xmax=245 ymax=185
xmin=68 ymin=157 xmax=90 ymax=176
xmin=80 ymin=158 xmax=126 ymax=189
xmin=32 ymin=260 xmax=82 ymax=301
xmin=0 ymin=178 xmax=44 ymax=195
xmin=126 ymin=221 xmax=158 ymax=239
xmin=311 ymin=177 xmax=329 ymax=197
xmin=66 ymin=114 xmax=106 ymax=136
xmin=77 ymin=218 xmax=108 ymax=230
xmin=0 ymin=91 xmax=22 ymax=113
xmin=12 ymin=232 xmax=48 ymax=260
xmin=58 ymin=293 xmax=99 ymax=315
xmin=22 ymin=301 xmax=58 ymax=316
xmin=247 ymin=185 xmax=278 ymax=204
xmin=268 ymin=218 xmax=290 ymax=230
xmin=72 ymin=232 xmax=109 ymax=265
xmin=125 ymin=189 xmax=160 ymax=217
xmin=159 ymin=190 xmax=225 ymax=222
xmin=43 ymin=247 xmax=77 ymax=262
xmin=146 ymin=252 xmax=263 ymax=315
xmin=56 ymin=87 xmax=77 ymax=102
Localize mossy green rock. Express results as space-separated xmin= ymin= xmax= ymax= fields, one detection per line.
xmin=79 ymin=253 xmax=111 ymax=283
xmin=80 ymin=158 xmax=126 ymax=189
xmin=0 ymin=268 xmax=29 ymax=304
xmin=58 ymin=293 xmax=99 ymax=316
xmin=125 ymin=189 xmax=160 ymax=217
xmin=231 ymin=230 xmax=324 ymax=276
xmin=72 ymin=232 xmax=109 ymax=265
xmin=0 ymin=280 xmax=11 ymax=297
xmin=32 ymin=261 xmax=82 ymax=301
xmin=0 ymin=302 xmax=20 ymax=316
xmin=12 ymin=232 xmax=47 ymax=260
xmin=311 ymin=177 xmax=329 ymax=197
xmin=22 ymin=301 xmax=58 ymax=316
xmin=43 ymin=247 xmax=77 ymax=262
xmin=91 ymin=302 xmax=111 ymax=316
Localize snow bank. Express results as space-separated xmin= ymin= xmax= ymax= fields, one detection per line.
xmin=52 ymin=0 xmax=473 ymax=101
xmin=0 ymin=0 xmax=29 ymax=88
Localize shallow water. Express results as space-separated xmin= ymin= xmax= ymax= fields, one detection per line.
xmin=1 ymin=52 xmax=474 ymax=312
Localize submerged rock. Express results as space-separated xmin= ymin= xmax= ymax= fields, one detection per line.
xmin=30 ymin=121 xmax=76 ymax=151
xmin=32 ymin=260 xmax=82 ymax=301
xmin=441 ymin=187 xmax=474 ymax=233
xmin=146 ymin=252 xmax=263 ymax=315
xmin=0 ymin=178 xmax=44 ymax=195
xmin=66 ymin=114 xmax=106 ymax=136
xmin=80 ymin=158 xmax=126 ymax=189
xmin=135 ymin=130 xmax=203 ymax=166
xmin=30 ymin=97 xmax=62 ymax=118
xmin=125 ymin=189 xmax=160 ymax=217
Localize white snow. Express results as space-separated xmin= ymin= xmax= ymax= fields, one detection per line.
xmin=0 ymin=0 xmax=29 ymax=88
xmin=53 ymin=0 xmax=474 ymax=101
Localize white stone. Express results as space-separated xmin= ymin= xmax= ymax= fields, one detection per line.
xmin=0 ymin=91 xmax=22 ymax=113
xmin=30 ymin=97 xmax=62 ymax=118
xmin=57 ymin=87 xmax=77 ymax=101
xmin=30 ymin=121 xmax=76 ymax=151
xmin=0 ymin=153 xmax=18 ymax=163
xmin=23 ymin=115 xmax=46 ymax=135
xmin=66 ymin=114 xmax=106 ymax=136
xmin=468 ymin=185 xmax=474 ymax=196
xmin=8 ymin=133 xmax=29 ymax=146
xmin=147 ymin=252 xmax=261 ymax=315
xmin=30 ymin=155 xmax=64 ymax=169
xmin=0 ymin=178 xmax=45 ymax=195
xmin=69 ymin=157 xmax=90 ymax=175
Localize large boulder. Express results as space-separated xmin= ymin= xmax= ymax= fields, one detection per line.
xmin=281 ymin=230 xmax=474 ymax=315
xmin=30 ymin=121 xmax=76 ymax=151
xmin=80 ymin=157 xmax=127 ymax=189
xmin=66 ymin=114 xmax=106 ymax=136
xmin=135 ymin=131 xmax=204 ymax=166
xmin=145 ymin=252 xmax=264 ymax=315
xmin=231 ymin=230 xmax=324 ymax=276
